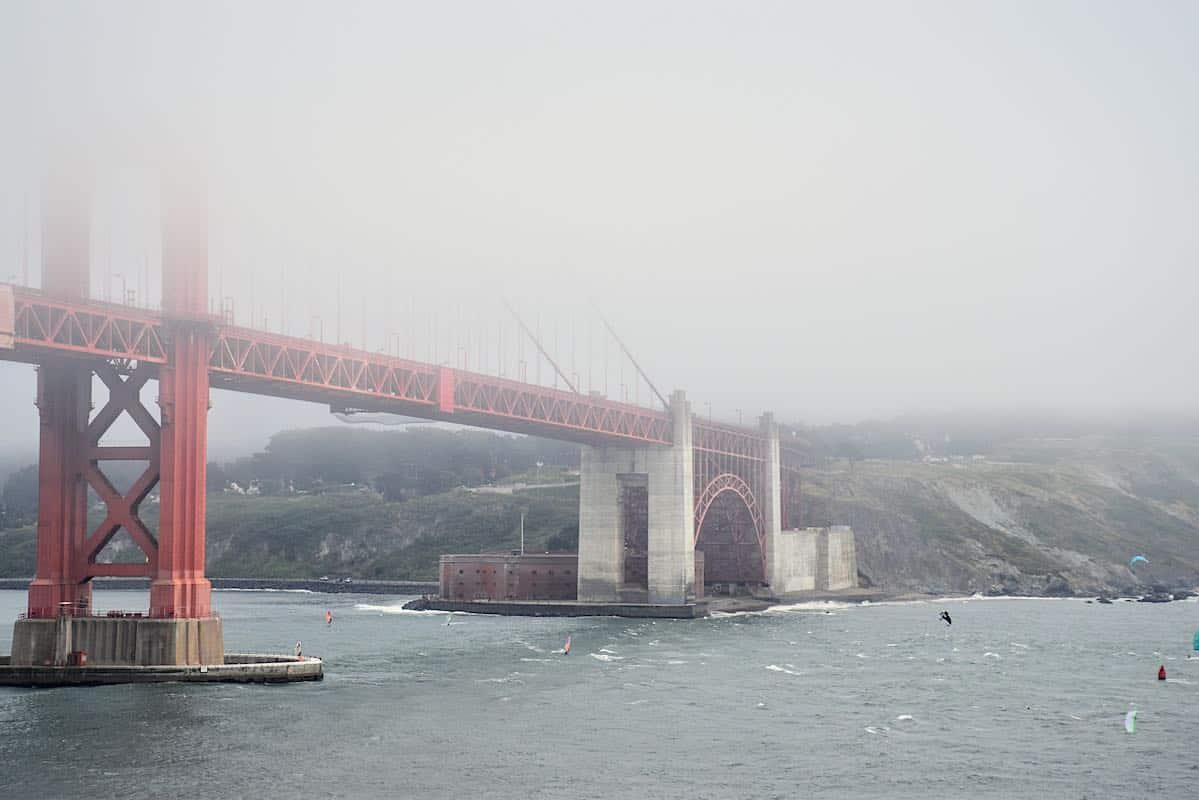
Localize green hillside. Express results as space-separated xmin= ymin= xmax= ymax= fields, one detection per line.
xmin=1 ymin=421 xmax=1197 ymax=594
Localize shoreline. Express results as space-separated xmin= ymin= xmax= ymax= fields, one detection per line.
xmin=0 ymin=577 xmax=438 ymax=596
xmin=0 ymin=579 xmax=1193 ymax=603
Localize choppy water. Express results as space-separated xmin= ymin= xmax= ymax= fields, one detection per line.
xmin=2 ymin=590 xmax=1197 ymax=799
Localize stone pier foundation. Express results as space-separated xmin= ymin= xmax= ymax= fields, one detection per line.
xmin=10 ymin=617 xmax=224 ymax=667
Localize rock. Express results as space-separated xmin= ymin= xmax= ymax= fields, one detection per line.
xmin=1043 ymin=576 xmax=1074 ymax=597
xmin=1096 ymin=596 xmax=1114 ymax=604
xmin=1138 ymin=592 xmax=1173 ymax=604
xmin=1172 ymin=590 xmax=1196 ymax=601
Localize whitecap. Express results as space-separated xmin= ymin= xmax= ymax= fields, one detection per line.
xmin=765 ymin=664 xmax=802 ymax=676
xmin=477 ymin=674 xmax=525 ymax=685
xmin=895 ymin=714 xmax=914 ymax=721
xmin=1010 ymin=643 xmax=1030 ymax=649
xmin=864 ymin=726 xmax=889 ymax=735
xmin=218 ymin=587 xmax=315 ymax=594
xmin=355 ymin=603 xmax=448 ymax=616
xmin=590 ymin=653 xmax=624 ymax=662
xmin=766 ymin=600 xmax=852 ymax=613
xmin=983 ymin=652 xmax=1002 ymax=659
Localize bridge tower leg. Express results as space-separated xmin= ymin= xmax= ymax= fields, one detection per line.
xmin=577 ymin=390 xmax=695 ymax=606
xmin=26 ymin=176 xmax=93 ymax=619
xmin=149 ymin=178 xmax=214 ymax=620
xmin=758 ymin=412 xmax=785 ymax=592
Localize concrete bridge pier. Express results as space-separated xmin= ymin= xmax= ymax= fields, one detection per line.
xmin=577 ymin=390 xmax=695 ymax=605
xmin=759 ymin=412 xmax=786 ymax=591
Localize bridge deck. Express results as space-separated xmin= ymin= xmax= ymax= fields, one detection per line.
xmin=0 ymin=285 xmax=675 ymax=446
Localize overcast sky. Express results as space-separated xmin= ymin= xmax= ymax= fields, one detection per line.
xmin=1 ymin=1 xmax=1197 ymax=459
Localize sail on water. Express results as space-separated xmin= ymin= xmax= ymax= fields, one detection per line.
xmin=1124 ymin=710 xmax=1138 ymax=734
xmin=564 ymin=635 xmax=572 ymax=656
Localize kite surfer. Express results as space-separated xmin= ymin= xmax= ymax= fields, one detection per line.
xmin=939 ymin=610 xmax=953 ymax=626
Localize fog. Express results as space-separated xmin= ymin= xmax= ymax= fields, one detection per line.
xmin=1 ymin=1 xmax=1197 ymax=459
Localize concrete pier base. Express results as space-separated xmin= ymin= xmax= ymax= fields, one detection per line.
xmin=406 ymin=597 xmax=707 ymax=619
xmin=769 ymin=526 xmax=859 ymax=594
xmin=577 ymin=390 xmax=695 ymax=605
xmin=10 ymin=616 xmax=224 ymax=667
xmin=0 ymin=653 xmax=323 ymax=687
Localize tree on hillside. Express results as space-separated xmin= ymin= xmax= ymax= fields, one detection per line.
xmin=216 ymin=427 xmax=580 ymax=498
xmin=545 ymin=524 xmax=578 ymax=552
xmin=1 ymin=465 xmax=38 ymax=528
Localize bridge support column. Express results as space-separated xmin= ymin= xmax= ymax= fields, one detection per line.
xmin=26 ymin=172 xmax=93 ymax=619
xmin=647 ymin=390 xmax=694 ymax=604
xmin=577 ymin=390 xmax=695 ymax=605
xmin=26 ymin=364 xmax=92 ymax=618
xmin=149 ymin=177 xmax=214 ymax=620
xmin=759 ymin=412 xmax=785 ymax=591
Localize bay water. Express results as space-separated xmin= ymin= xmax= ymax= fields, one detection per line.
xmin=2 ymin=590 xmax=1196 ymax=798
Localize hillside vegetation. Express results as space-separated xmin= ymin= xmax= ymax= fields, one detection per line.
xmin=1 ymin=419 xmax=1197 ymax=594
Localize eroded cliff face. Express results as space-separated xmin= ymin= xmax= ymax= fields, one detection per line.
xmin=799 ymin=445 xmax=1199 ymax=596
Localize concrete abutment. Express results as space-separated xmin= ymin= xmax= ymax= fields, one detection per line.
xmin=578 ymin=390 xmax=695 ymax=605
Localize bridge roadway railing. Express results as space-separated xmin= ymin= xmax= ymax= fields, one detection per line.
xmin=0 ymin=285 xmax=674 ymax=447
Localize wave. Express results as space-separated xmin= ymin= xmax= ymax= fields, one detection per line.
xmin=217 ymin=588 xmax=315 ymax=594
xmin=765 ymin=664 xmax=802 ymax=676
xmin=590 ymin=653 xmax=624 ymax=662
xmin=766 ymin=601 xmax=852 ymax=613
xmin=354 ymin=603 xmax=448 ymax=616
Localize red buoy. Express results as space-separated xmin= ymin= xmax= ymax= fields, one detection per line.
xmin=1158 ymin=665 xmax=1167 ymax=681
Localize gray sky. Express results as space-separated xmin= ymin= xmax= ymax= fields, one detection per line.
xmin=1 ymin=1 xmax=1197 ymax=459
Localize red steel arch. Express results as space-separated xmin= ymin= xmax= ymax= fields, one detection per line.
xmin=693 ymin=472 xmax=767 ymax=577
